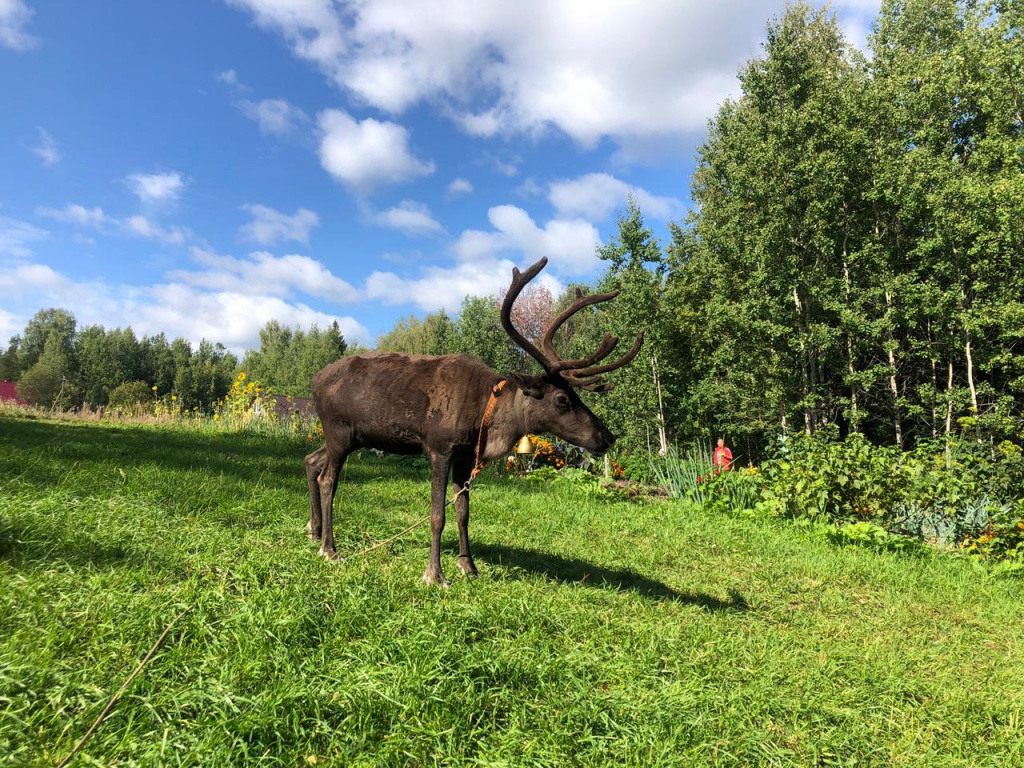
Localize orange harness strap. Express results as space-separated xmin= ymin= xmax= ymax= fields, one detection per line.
xmin=470 ymin=379 xmax=507 ymax=482
xmin=445 ymin=379 xmax=508 ymax=509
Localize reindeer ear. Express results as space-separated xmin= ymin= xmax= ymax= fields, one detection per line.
xmin=507 ymin=372 xmax=547 ymax=399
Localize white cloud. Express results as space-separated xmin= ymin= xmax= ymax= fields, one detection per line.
xmin=0 ymin=0 xmax=36 ymax=51
xmin=368 ymin=200 xmax=443 ymax=237
xmin=125 ymin=215 xmax=188 ymax=245
xmin=0 ymin=258 xmax=370 ymax=352
xmin=0 ymin=215 xmax=49 ymax=259
xmin=140 ymin=283 xmax=369 ymax=349
xmin=240 ymin=97 xmax=308 ymax=136
xmin=32 ymin=127 xmax=59 ymax=166
xmin=452 ymin=205 xmax=600 ymax=276
xmin=365 ymin=257 xmax=562 ymax=314
xmin=0 ymin=307 xmax=21 ymax=342
xmin=514 ymin=178 xmax=544 ymax=199
xmin=36 ymin=203 xmax=106 ymax=227
xmin=225 ymin=0 xmax=347 ymax=82
xmin=37 ymin=203 xmax=191 ymax=245
xmin=239 ymin=204 xmax=319 ymax=244
xmin=447 ymin=177 xmax=473 ymax=196
xmin=125 ymin=171 xmax=187 ymax=204
xmin=224 ymin=0 xmax=804 ymax=147
xmin=548 ymin=173 xmax=687 ymax=222
xmin=170 ymin=246 xmax=358 ymax=304
xmin=317 ymin=108 xmax=435 ymax=193
xmin=834 ymin=0 xmax=881 ymax=52
xmin=0 ymin=262 xmax=64 ymax=292
xmin=488 ymin=155 xmax=519 ymax=177
xmin=217 ymin=68 xmax=250 ymax=90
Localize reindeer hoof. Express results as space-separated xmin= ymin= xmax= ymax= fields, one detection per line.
xmin=422 ymin=567 xmax=449 ymax=588
xmin=457 ymin=556 xmax=479 ymax=577
xmin=319 ymin=545 xmax=339 ymax=561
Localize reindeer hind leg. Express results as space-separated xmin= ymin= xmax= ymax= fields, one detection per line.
xmin=317 ymin=431 xmax=352 ymax=560
xmin=305 ymin=446 xmax=327 ymax=541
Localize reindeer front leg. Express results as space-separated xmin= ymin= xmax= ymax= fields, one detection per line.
xmin=423 ymin=451 xmax=451 ymax=587
xmin=451 ymin=453 xmax=478 ymax=577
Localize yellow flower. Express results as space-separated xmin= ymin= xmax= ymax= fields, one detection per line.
xmin=152 ymin=385 xmax=158 ymax=391
xmin=238 ymin=372 xmax=247 ymax=380
xmin=171 ymin=395 xmax=177 ymax=401
xmin=213 ymin=414 xmax=219 ymax=421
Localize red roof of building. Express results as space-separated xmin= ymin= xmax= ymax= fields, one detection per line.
xmin=0 ymin=381 xmax=27 ymax=405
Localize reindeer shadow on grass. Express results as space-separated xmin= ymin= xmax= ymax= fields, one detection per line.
xmin=471 ymin=543 xmax=749 ymax=611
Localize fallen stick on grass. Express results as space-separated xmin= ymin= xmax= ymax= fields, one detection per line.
xmin=56 ymin=602 xmax=196 ymax=768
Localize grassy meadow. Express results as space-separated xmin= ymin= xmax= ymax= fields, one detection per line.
xmin=1 ymin=413 xmax=1023 ymax=766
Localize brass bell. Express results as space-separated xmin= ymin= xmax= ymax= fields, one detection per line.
xmin=515 ymin=435 xmax=535 ymax=454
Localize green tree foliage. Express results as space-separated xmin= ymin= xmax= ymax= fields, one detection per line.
xmin=138 ymin=333 xmax=177 ymax=394
xmin=77 ymin=325 xmax=142 ymax=405
xmin=664 ymin=0 xmax=1024 ymax=452
xmin=6 ymin=312 xmax=237 ymax=412
xmin=667 ymin=3 xmax=871 ymax=445
xmin=17 ymin=330 xmax=81 ymax=408
xmin=452 ymin=295 xmax=523 ymax=374
xmin=376 ymin=311 xmax=455 ymax=356
xmin=0 ymin=338 xmax=20 ymax=381
xmin=19 ymin=308 xmax=76 ymax=374
xmin=583 ymin=198 xmax=670 ymax=451
xmin=868 ymin=0 xmax=1024 ymax=442
xmin=242 ymin=321 xmax=348 ymax=397
xmin=182 ymin=339 xmax=238 ymax=410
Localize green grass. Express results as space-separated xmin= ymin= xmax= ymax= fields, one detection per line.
xmin=1 ymin=415 xmax=1022 ymax=767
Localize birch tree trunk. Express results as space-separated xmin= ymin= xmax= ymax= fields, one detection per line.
xmin=651 ymin=354 xmax=668 ymax=456
xmin=843 ymin=258 xmax=859 ymax=429
xmin=885 ymin=290 xmax=904 ymax=450
xmin=793 ymin=286 xmax=812 ymax=435
xmin=945 ymin=360 xmax=955 ymax=462
xmin=965 ymin=334 xmax=981 ymax=441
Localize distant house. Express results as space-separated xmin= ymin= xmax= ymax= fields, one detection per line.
xmin=0 ymin=381 xmax=27 ymax=406
xmin=268 ymin=394 xmax=318 ymax=423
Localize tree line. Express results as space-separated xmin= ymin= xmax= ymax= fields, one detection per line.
xmin=0 ymin=310 xmax=357 ymax=410
xmin=666 ymin=0 xmax=1023 ymax=454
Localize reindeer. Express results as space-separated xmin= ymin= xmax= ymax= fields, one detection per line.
xmin=306 ymin=257 xmax=643 ymax=586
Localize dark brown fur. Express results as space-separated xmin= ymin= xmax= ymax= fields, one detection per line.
xmin=306 ymin=258 xmax=641 ymax=586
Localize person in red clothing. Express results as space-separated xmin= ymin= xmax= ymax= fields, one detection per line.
xmin=713 ymin=438 xmax=733 ymax=471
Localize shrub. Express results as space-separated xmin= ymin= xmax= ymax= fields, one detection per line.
xmin=17 ymin=363 xmax=81 ymax=410
xmin=758 ymin=432 xmax=900 ymax=522
xmin=108 ymin=380 xmax=154 ymax=411
xmin=759 ymin=431 xmax=1024 ymax=555
xmin=653 ymin=432 xmax=1024 ymax=563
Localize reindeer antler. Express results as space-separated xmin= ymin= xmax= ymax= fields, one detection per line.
xmin=500 ymin=257 xmax=554 ymax=373
xmin=500 ymin=258 xmax=645 ymax=392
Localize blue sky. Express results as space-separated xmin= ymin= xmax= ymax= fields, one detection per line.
xmin=0 ymin=0 xmax=878 ymax=352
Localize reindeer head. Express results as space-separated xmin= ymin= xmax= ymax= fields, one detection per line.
xmin=500 ymin=257 xmax=644 ymax=455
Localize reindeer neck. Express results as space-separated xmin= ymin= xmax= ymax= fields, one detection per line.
xmin=480 ymin=383 xmax=527 ymax=461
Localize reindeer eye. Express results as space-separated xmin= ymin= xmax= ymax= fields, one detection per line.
xmin=554 ymin=392 xmax=572 ymax=411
